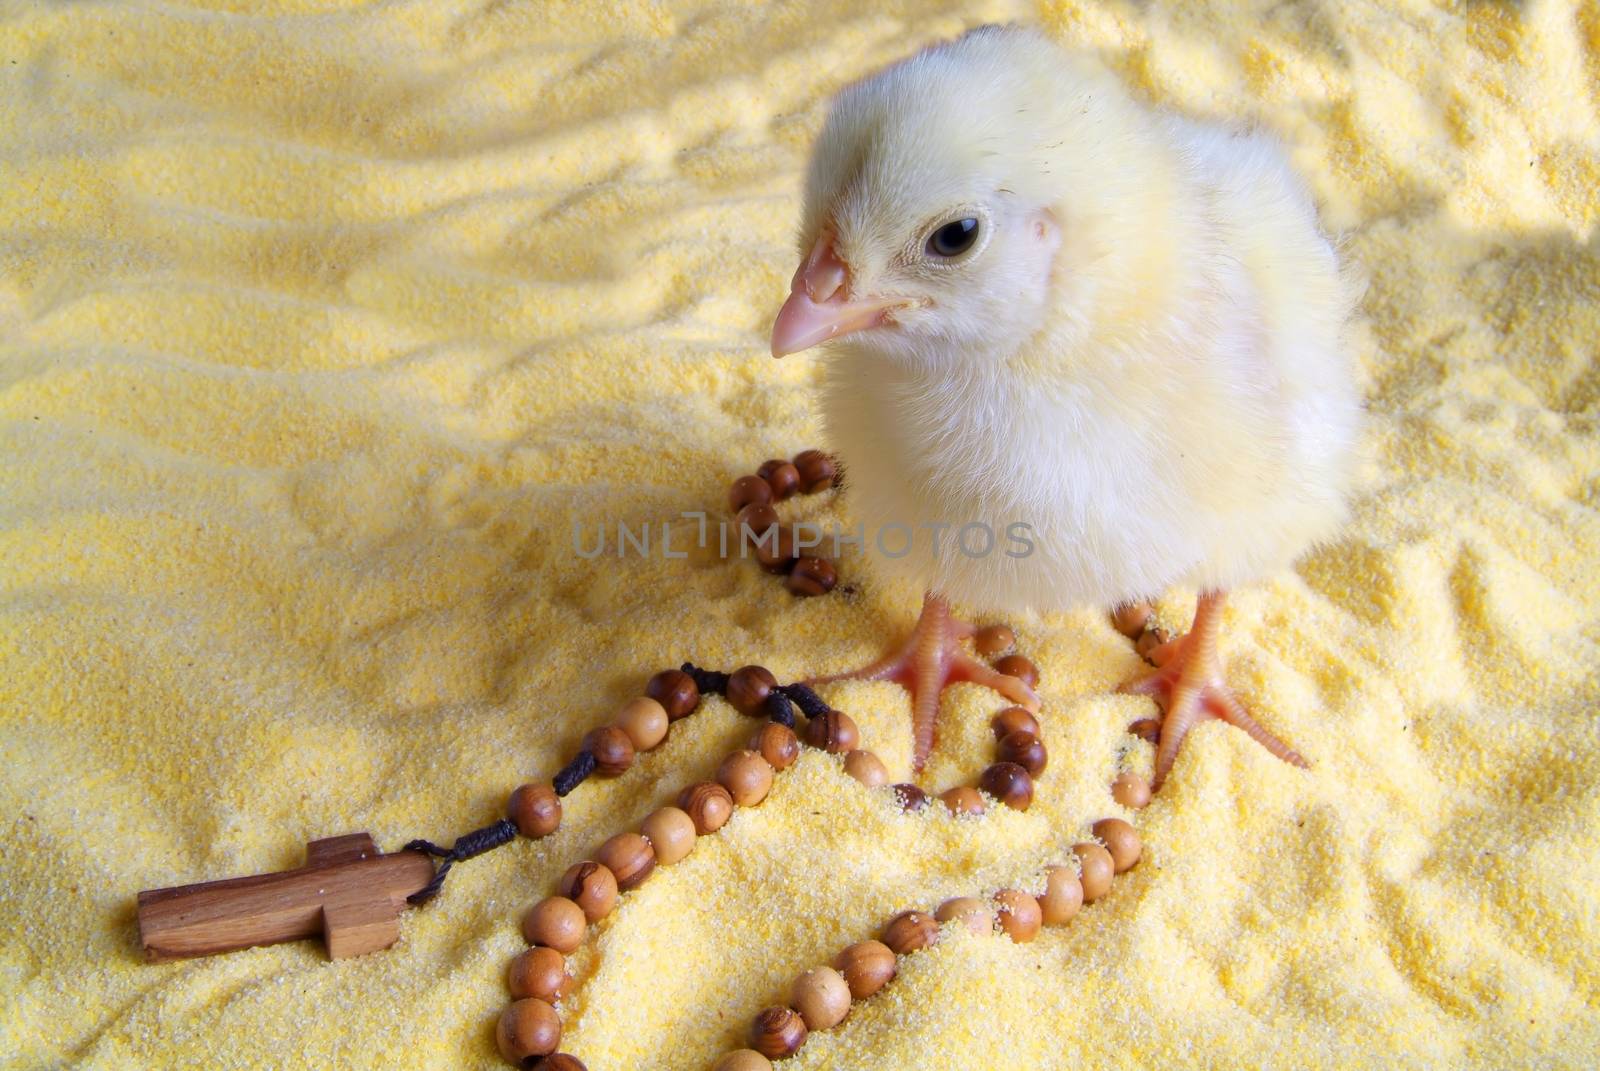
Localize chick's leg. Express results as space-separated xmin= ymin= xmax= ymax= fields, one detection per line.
xmin=1120 ymin=591 xmax=1308 ymax=789
xmin=809 ymin=593 xmax=1039 ymax=770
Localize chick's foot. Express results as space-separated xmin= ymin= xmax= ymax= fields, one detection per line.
xmin=809 ymin=593 xmax=1039 ymax=770
xmin=1120 ymin=591 xmax=1308 ymax=789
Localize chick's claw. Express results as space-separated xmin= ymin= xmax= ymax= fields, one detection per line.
xmin=809 ymin=593 xmax=1039 ymax=771
xmin=1120 ymin=591 xmax=1308 ymax=789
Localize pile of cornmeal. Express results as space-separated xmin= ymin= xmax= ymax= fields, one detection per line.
xmin=1 ymin=1 xmax=1596 ymax=1068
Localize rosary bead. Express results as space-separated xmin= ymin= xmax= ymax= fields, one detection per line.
xmin=754 ymin=526 xmax=800 ymax=574
xmin=890 ymin=783 xmax=928 ymax=812
xmin=757 ymin=459 xmax=802 ymax=499
xmin=974 ymin=624 xmax=1015 ymax=656
xmin=557 ymin=861 xmax=618 ymax=922
xmin=596 ymin=832 xmax=656 ymax=891
xmin=1092 ymin=817 xmax=1143 ymax=872
xmin=993 ymin=654 xmax=1039 ymax=689
xmin=1111 ymin=771 xmax=1153 ymax=808
xmin=712 ymin=1051 xmax=774 ymax=1071
xmin=497 ymin=998 xmax=561 ymax=1064
xmin=940 ymin=786 xmax=986 ymax=816
xmin=522 ymin=897 xmax=586 ymax=953
xmin=729 ymin=474 xmax=774 ymax=512
xmin=584 ymin=725 xmax=635 ymax=777
xmin=1072 ymin=842 xmax=1115 ymax=902
xmin=717 ymin=749 xmax=775 ymax=807
xmin=508 ymin=783 xmax=562 ymax=838
xmin=750 ymin=1006 xmax=807 ymax=1059
xmin=996 ymin=731 xmax=1048 ymax=777
xmin=1038 ymin=865 xmax=1084 ymax=925
xmin=994 ymin=889 xmax=1042 ymax=942
xmin=507 ymin=946 xmax=570 ymax=1003
xmin=804 ymin=710 xmax=859 ymax=753
xmin=791 ymin=966 xmax=852 ymax=1031
xmin=1128 ymin=718 xmax=1162 ymax=743
xmin=646 ymin=669 xmax=700 ymax=720
xmin=726 ymin=665 xmax=778 ymax=715
xmin=640 ymin=806 xmax=697 ymax=865
xmin=615 ymin=696 xmax=669 ymax=751
xmin=980 ymin=762 xmax=1034 ymax=811
xmin=990 ymin=707 xmax=1040 ymax=741
xmin=786 ymin=557 xmax=837 ymax=596
xmin=677 ymin=782 xmax=734 ymax=835
xmin=935 ymin=896 xmax=993 ymax=935
xmin=753 ymin=723 xmax=800 ymax=771
xmin=534 ymin=1057 xmax=587 ymax=1071
xmin=842 ymin=749 xmax=888 ymax=787
xmin=792 ymin=449 xmax=838 ymax=493
xmin=736 ymin=502 xmax=780 ymax=541
xmin=881 ymin=910 xmax=938 ymax=954
xmin=833 ymin=940 xmax=896 ymax=999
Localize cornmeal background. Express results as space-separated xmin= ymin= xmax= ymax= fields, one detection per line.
xmin=2 ymin=1 xmax=1597 ymax=1068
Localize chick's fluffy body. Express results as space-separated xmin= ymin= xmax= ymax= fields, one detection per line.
xmin=812 ymin=27 xmax=1361 ymax=613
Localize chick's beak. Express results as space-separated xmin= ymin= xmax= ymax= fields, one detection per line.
xmin=771 ymin=233 xmax=903 ymax=358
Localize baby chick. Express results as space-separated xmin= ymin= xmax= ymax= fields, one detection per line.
xmin=772 ymin=25 xmax=1361 ymax=784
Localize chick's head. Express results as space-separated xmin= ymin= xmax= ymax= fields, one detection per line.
xmin=772 ymin=25 xmax=1140 ymax=367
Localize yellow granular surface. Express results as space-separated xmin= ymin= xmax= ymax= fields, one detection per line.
xmin=1 ymin=1 xmax=1597 ymax=1068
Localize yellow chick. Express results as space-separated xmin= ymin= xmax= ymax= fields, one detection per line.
xmin=771 ymin=25 xmax=1361 ymax=784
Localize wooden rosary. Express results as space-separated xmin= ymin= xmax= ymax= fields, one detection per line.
xmin=133 ymin=448 xmax=1163 ymax=1071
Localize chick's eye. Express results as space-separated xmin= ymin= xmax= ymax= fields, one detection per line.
xmin=927 ymin=217 xmax=979 ymax=258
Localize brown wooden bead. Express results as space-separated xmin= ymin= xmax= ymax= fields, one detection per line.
xmin=534 ymin=1057 xmax=587 ymax=1071
xmin=596 ymin=832 xmax=655 ymax=891
xmin=1129 ymin=718 xmax=1162 ymax=743
xmin=891 ymin=783 xmax=928 ymax=812
xmin=507 ymin=946 xmax=570 ymax=1003
xmin=522 ymin=896 xmax=586 ymax=953
xmin=940 ymin=786 xmax=986 ymax=816
xmin=750 ymin=1006 xmax=807 ymax=1059
xmin=615 ymin=696 xmax=669 ymax=751
xmin=833 ymin=940 xmax=896 ymax=999
xmin=1092 ymin=817 xmax=1143 ymax=872
xmin=791 ymin=965 xmax=852 ymax=1030
xmin=792 ymin=449 xmax=838 ymax=493
xmin=1038 ymin=865 xmax=1084 ymax=925
xmin=936 ymin=896 xmax=992 ymax=935
xmin=804 ymin=710 xmax=859 ymax=753
xmin=786 ymin=556 xmax=837 ymax=597
xmin=997 ymin=730 xmax=1048 ymax=777
xmin=842 ymin=749 xmax=888 ymax=787
xmin=497 ymin=998 xmax=561 ymax=1064
xmin=974 ymin=624 xmax=1015 ymax=656
xmin=584 ymin=725 xmax=635 ymax=777
xmin=758 ymin=459 xmax=802 ymax=499
xmin=1072 ymin=842 xmax=1115 ymax=902
xmin=1112 ymin=771 xmax=1153 ymax=809
xmin=508 ymin=783 xmax=562 ymax=838
xmin=557 ymin=861 xmax=618 ymax=923
xmin=1136 ymin=630 xmax=1165 ymax=663
xmin=994 ymin=889 xmax=1042 ymax=942
xmin=640 ymin=806 xmax=697 ymax=865
xmin=730 ymin=474 xmax=774 ymax=512
xmin=646 ymin=669 xmax=700 ymax=720
xmin=881 ymin=910 xmax=939 ymax=954
xmin=993 ymin=654 xmax=1039 ymax=689
xmin=678 ymin=781 xmax=734 ymax=834
xmin=754 ymin=525 xmax=800 ymax=574
xmin=990 ymin=707 xmax=1040 ymax=741
xmin=980 ymin=762 xmax=1034 ymax=811
xmin=726 ymin=665 xmax=778 ymax=715
xmin=736 ymin=501 xmax=781 ymax=542
xmin=712 ymin=1051 xmax=774 ymax=1071
xmin=753 ymin=723 xmax=800 ymax=771
xmin=717 ymin=749 xmax=775 ymax=806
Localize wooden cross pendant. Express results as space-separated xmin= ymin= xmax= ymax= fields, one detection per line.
xmin=136 ymin=833 xmax=435 ymax=962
